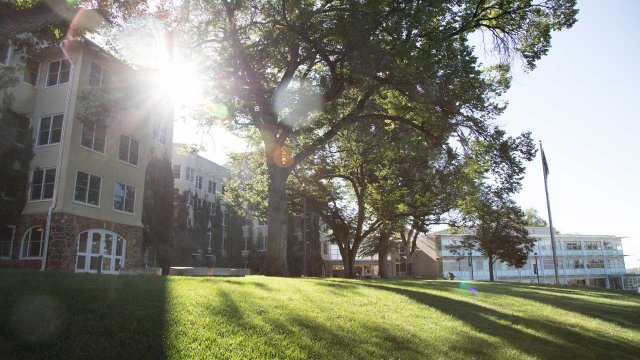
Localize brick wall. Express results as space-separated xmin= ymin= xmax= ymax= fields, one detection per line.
xmin=0 ymin=212 xmax=144 ymax=272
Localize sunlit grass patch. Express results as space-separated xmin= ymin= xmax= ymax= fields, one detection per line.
xmin=1 ymin=271 xmax=639 ymax=359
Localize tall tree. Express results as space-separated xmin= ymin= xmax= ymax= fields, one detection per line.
xmin=142 ymin=154 xmax=174 ymax=274
xmin=169 ymin=0 xmax=577 ymax=275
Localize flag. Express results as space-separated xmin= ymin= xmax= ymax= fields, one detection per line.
xmin=540 ymin=144 xmax=549 ymax=180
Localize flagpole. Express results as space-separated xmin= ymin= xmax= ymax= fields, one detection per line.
xmin=540 ymin=141 xmax=560 ymax=285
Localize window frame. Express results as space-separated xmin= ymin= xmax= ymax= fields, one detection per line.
xmin=75 ymin=229 xmax=126 ymax=274
xmin=113 ymin=182 xmax=136 ymax=214
xmin=118 ymin=134 xmax=140 ymax=167
xmin=195 ymin=175 xmax=203 ymax=190
xmin=45 ymin=58 xmax=72 ymax=87
xmin=80 ymin=121 xmax=107 ymax=154
xmin=29 ymin=167 xmax=57 ymax=201
xmin=19 ymin=226 xmax=44 ymax=259
xmin=185 ymin=167 xmax=195 ymax=183
xmin=208 ymin=180 xmax=216 ymax=195
xmin=0 ymin=225 xmax=15 ymax=259
xmin=73 ymin=170 xmax=102 ymax=207
xmin=152 ymin=122 xmax=167 ymax=146
xmin=0 ymin=42 xmax=11 ymax=66
xmin=36 ymin=114 xmax=64 ymax=147
xmin=172 ymin=165 xmax=181 ymax=180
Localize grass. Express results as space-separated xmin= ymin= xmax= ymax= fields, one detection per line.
xmin=1 ymin=271 xmax=639 ymax=359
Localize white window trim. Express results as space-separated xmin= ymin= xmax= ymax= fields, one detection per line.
xmin=118 ymin=134 xmax=140 ymax=167
xmin=28 ymin=167 xmax=57 ymax=202
xmin=89 ymin=61 xmax=109 ymax=87
xmin=36 ymin=113 xmax=64 ymax=147
xmin=152 ymin=122 xmax=168 ymax=146
xmin=0 ymin=42 xmax=12 ymax=66
xmin=21 ymin=57 xmax=40 ymax=88
xmin=0 ymin=225 xmax=15 ymax=259
xmin=73 ymin=169 xmax=102 ymax=208
xmin=113 ymin=181 xmax=136 ymax=215
xmin=75 ymin=229 xmax=126 ymax=274
xmin=79 ymin=122 xmax=107 ymax=155
xmin=196 ymin=175 xmax=203 ymax=190
xmin=172 ymin=165 xmax=181 ymax=180
xmin=45 ymin=57 xmax=72 ymax=88
xmin=185 ymin=167 xmax=195 ymax=183
xmin=19 ymin=226 xmax=44 ymax=260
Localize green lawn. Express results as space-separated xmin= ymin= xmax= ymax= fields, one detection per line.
xmin=1 ymin=271 xmax=639 ymax=359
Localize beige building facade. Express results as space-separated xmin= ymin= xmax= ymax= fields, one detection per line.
xmin=0 ymin=39 xmax=172 ymax=273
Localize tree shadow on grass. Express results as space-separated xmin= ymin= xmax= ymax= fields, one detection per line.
xmin=359 ymin=281 xmax=640 ymax=359
xmin=208 ymin=286 xmax=499 ymax=359
xmin=470 ymin=283 xmax=640 ymax=329
xmin=0 ymin=271 xmax=167 ymax=360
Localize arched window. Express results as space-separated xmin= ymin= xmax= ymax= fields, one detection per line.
xmin=20 ymin=226 xmax=44 ymax=259
xmin=76 ymin=229 xmax=126 ymax=274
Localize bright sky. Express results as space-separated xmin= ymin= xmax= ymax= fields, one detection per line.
xmin=172 ymin=0 xmax=640 ymax=269
xmin=498 ymin=0 xmax=640 ymax=269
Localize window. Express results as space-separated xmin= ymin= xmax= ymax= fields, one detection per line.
xmin=76 ymin=229 xmax=125 ymax=273
xmin=565 ymin=241 xmax=582 ymax=250
xmin=195 ymin=175 xmax=203 ymax=190
xmin=89 ymin=62 xmax=111 ymax=88
xmin=585 ymin=241 xmax=601 ymax=250
xmin=0 ymin=42 xmax=10 ymax=65
xmin=186 ymin=192 xmax=193 ymax=207
xmin=196 ymin=198 xmax=203 ymax=208
xmin=221 ymin=185 xmax=225 ymax=195
xmin=74 ymin=170 xmax=101 ymax=206
xmin=118 ymin=135 xmax=139 ymax=166
xmin=603 ymin=241 xmax=621 ymax=251
xmin=80 ymin=122 xmax=106 ymax=153
xmin=209 ymin=202 xmax=215 ymax=216
xmin=152 ymin=123 xmax=167 ymax=145
xmin=208 ymin=180 xmax=216 ymax=194
xmin=566 ymin=258 xmax=584 ymax=269
xmin=543 ymin=258 xmax=563 ymax=269
xmin=23 ymin=58 xmax=40 ymax=86
xmin=607 ymin=258 xmax=624 ymax=269
xmin=20 ymin=226 xmax=44 ymax=258
xmin=46 ymin=59 xmax=71 ymax=87
xmin=587 ymin=258 xmax=605 ymax=269
xmin=187 ymin=218 xmax=192 ymax=228
xmin=323 ymin=242 xmax=328 ymax=255
xmin=37 ymin=114 xmax=63 ymax=146
xmin=114 ymin=182 xmax=136 ymax=214
xmin=256 ymin=232 xmax=266 ymax=251
xmin=185 ymin=167 xmax=195 ymax=183
xmin=30 ymin=168 xmax=56 ymax=200
xmin=172 ymin=165 xmax=181 ymax=179
xmin=0 ymin=225 xmax=15 ymax=259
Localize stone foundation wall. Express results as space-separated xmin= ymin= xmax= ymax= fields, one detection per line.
xmin=0 ymin=212 xmax=144 ymax=272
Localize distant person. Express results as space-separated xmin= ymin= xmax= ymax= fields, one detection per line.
xmin=448 ymin=272 xmax=456 ymax=280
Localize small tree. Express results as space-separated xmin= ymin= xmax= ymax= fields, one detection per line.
xmin=142 ymin=154 xmax=174 ymax=274
xmin=524 ymin=207 xmax=548 ymax=227
xmin=449 ymin=193 xmax=535 ymax=281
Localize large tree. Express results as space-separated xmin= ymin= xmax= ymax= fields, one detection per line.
xmin=141 ymin=154 xmax=175 ymax=273
xmin=169 ymin=0 xmax=577 ymax=275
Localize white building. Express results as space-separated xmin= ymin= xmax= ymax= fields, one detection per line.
xmin=0 ymin=37 xmax=172 ymax=273
xmin=418 ymin=227 xmax=629 ymax=289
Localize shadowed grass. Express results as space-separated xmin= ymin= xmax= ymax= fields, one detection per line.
xmin=1 ymin=271 xmax=639 ymax=359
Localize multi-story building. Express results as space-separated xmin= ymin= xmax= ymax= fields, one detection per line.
xmin=0 ymin=38 xmax=172 ymax=273
xmin=416 ymin=227 xmax=629 ymax=289
xmin=170 ymin=144 xmax=229 ymax=264
xmin=319 ymin=231 xmax=398 ymax=278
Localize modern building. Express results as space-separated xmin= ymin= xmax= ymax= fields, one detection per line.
xmin=0 ymin=38 xmax=172 ymax=273
xmin=319 ymin=231 xmax=398 ymax=278
xmin=416 ymin=227 xmax=631 ymax=289
xmin=169 ymin=144 xmax=230 ymax=265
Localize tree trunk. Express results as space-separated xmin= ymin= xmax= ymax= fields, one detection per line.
xmin=264 ymin=165 xmax=290 ymax=276
xmin=488 ymin=255 xmax=495 ymax=282
xmin=378 ymin=247 xmax=389 ymax=278
xmin=340 ymin=246 xmax=353 ymax=278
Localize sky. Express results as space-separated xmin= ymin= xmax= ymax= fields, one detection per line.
xmin=497 ymin=0 xmax=640 ymax=269
xmin=173 ymin=0 xmax=640 ymax=269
